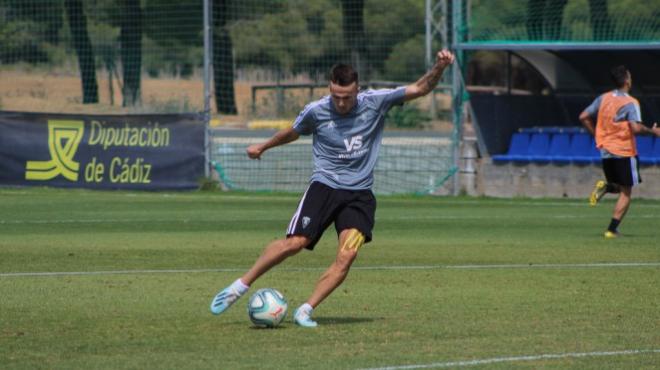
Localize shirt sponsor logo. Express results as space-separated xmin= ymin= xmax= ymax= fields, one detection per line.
xmin=339 ymin=135 xmax=368 ymax=159
xmin=343 ymin=135 xmax=363 ymax=152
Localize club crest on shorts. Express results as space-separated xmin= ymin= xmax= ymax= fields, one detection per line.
xmin=302 ymin=216 xmax=311 ymax=229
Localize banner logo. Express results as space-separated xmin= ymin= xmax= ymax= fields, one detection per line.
xmin=26 ymin=120 xmax=84 ymax=181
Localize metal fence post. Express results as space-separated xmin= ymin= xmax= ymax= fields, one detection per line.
xmin=203 ymin=0 xmax=212 ymax=178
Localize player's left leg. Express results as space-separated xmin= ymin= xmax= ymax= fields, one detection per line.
xmin=294 ymin=228 xmax=365 ymax=327
xmin=294 ymin=189 xmax=375 ymax=327
xmin=590 ymin=181 xmax=620 ymax=206
xmin=592 ymin=157 xmax=625 ymax=206
xmin=306 ymin=228 xmax=363 ymax=307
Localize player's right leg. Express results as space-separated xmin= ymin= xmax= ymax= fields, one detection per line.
xmin=210 ymin=182 xmax=333 ymax=316
xmin=210 ymin=236 xmax=310 ymax=315
xmin=604 ymin=185 xmax=632 ymax=238
xmin=210 ymin=278 xmax=249 ymax=315
xmin=601 ymin=156 xmax=640 ymax=238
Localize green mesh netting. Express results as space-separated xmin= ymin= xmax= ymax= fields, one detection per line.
xmin=463 ymin=0 xmax=660 ymax=44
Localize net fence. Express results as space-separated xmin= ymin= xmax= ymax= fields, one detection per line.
xmin=210 ymin=0 xmax=456 ymax=194
xmin=461 ymin=0 xmax=660 ymax=45
xmin=211 ymin=131 xmax=454 ymax=194
xmin=1 ymin=0 xmax=458 ymax=194
xmin=0 ymin=0 xmax=205 ymax=113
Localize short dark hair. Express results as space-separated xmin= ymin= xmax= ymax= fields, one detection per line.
xmin=610 ymin=65 xmax=630 ymax=88
xmin=329 ymin=63 xmax=358 ymax=86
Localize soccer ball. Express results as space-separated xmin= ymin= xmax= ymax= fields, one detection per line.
xmin=247 ymin=288 xmax=288 ymax=327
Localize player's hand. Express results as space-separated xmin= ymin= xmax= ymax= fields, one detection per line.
xmin=246 ymin=144 xmax=264 ymax=160
xmin=436 ymin=49 xmax=455 ymax=68
xmin=652 ymin=123 xmax=660 ymax=137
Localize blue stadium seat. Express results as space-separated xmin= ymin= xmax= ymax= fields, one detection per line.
xmin=493 ymin=131 xmax=659 ymax=166
xmin=588 ymin=137 xmax=601 ymax=164
xmin=564 ymin=127 xmax=586 ymax=134
xmin=545 ymin=127 xmax=564 ymax=133
xmin=637 ymin=136 xmax=654 ymax=165
xmin=547 ymin=133 xmax=571 ymax=163
xmin=651 ymin=137 xmax=660 ymax=165
xmin=538 ymin=126 xmax=566 ymax=134
xmin=527 ymin=133 xmax=551 ymax=162
xmin=558 ymin=132 xmax=593 ymax=164
xmin=492 ymin=132 xmax=530 ymax=162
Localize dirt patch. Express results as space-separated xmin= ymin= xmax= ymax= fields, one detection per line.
xmin=1 ymin=69 xmax=452 ymax=130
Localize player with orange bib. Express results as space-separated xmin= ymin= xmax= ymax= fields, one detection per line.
xmin=579 ymin=65 xmax=660 ymax=238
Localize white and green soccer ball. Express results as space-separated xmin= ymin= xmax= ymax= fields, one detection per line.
xmin=247 ymin=288 xmax=288 ymax=327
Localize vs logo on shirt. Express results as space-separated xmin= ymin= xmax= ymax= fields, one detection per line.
xmin=343 ymin=135 xmax=363 ymax=152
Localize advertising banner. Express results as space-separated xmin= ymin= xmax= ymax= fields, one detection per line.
xmin=0 ymin=111 xmax=205 ymax=190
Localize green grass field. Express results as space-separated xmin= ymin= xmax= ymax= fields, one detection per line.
xmin=1 ymin=188 xmax=659 ymax=369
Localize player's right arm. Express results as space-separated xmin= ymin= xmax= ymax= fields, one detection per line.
xmin=579 ymin=110 xmax=596 ymax=136
xmin=579 ymin=95 xmax=602 ymax=136
xmin=247 ymin=102 xmax=316 ymax=160
xmin=246 ymin=128 xmax=300 ymax=160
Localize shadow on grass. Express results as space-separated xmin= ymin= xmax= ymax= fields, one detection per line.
xmin=315 ymin=316 xmax=382 ymax=325
xmin=249 ymin=325 xmax=288 ymax=330
xmin=246 ymin=316 xmax=381 ymax=330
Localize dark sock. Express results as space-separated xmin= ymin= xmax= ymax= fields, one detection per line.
xmin=607 ymin=218 xmax=621 ymax=233
xmin=605 ymin=183 xmax=620 ymax=193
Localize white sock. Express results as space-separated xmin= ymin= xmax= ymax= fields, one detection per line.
xmin=230 ymin=278 xmax=250 ymax=295
xmin=298 ymin=303 xmax=314 ymax=316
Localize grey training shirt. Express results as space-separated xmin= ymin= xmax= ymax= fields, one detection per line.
xmin=292 ymin=87 xmax=406 ymax=190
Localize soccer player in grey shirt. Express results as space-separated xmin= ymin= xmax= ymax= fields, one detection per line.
xmin=210 ymin=49 xmax=455 ymax=327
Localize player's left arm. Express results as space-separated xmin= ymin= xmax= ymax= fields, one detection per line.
xmin=630 ymin=121 xmax=660 ymax=136
xmin=623 ymin=102 xmax=660 ymax=136
xmin=403 ymin=49 xmax=455 ymax=102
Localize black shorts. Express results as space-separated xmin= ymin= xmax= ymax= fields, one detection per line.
xmin=602 ymin=156 xmax=641 ymax=187
xmin=286 ymin=181 xmax=376 ymax=250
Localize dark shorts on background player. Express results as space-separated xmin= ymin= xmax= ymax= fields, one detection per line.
xmin=286 ymin=181 xmax=376 ymax=250
xmin=602 ymin=156 xmax=641 ymax=187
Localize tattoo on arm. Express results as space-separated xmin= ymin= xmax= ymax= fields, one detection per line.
xmin=421 ymin=65 xmax=444 ymax=93
xmin=266 ymin=128 xmax=298 ymax=149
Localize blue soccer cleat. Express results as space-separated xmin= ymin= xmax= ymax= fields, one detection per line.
xmin=293 ymin=306 xmax=318 ymax=328
xmin=210 ymin=286 xmax=241 ymax=315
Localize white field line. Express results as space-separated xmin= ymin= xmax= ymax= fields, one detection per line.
xmin=212 ymin=137 xmax=451 ymax=145
xmin=4 ymin=190 xmax=660 ymax=209
xmin=1 ymin=262 xmax=658 ymax=278
xmin=1 ymin=214 xmax=659 ymax=225
xmin=357 ymin=349 xmax=660 ymax=370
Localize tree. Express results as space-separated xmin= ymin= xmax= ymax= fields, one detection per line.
xmin=340 ymin=0 xmax=368 ymax=79
xmin=120 ymin=0 xmax=142 ymax=107
xmin=213 ymin=0 xmax=237 ymax=114
xmin=64 ymin=0 xmax=99 ymax=104
xmin=526 ymin=0 xmax=567 ymax=40
xmin=588 ymin=0 xmax=613 ymax=41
